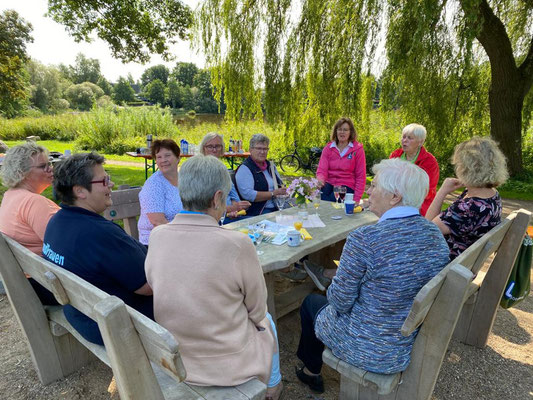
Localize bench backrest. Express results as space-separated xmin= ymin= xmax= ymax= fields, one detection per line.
xmin=395 ymin=209 xmax=530 ymax=399
xmin=103 ymin=185 xmax=141 ymax=240
xmin=0 ymin=233 xmax=186 ymax=397
xmin=401 ymin=209 xmax=530 ymax=336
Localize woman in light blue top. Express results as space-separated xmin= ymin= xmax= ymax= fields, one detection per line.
xmin=138 ymin=139 xmax=183 ymax=245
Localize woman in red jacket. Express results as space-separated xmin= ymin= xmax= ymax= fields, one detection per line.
xmin=389 ymin=124 xmax=439 ymax=216
xmin=316 ymin=117 xmax=366 ymax=203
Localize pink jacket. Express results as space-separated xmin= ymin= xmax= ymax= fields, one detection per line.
xmin=316 ymin=141 xmax=367 ymax=202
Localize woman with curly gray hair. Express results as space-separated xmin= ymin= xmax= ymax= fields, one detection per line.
xmin=426 ymin=136 xmax=509 ymax=259
xmin=0 ymin=142 xmax=60 ymax=304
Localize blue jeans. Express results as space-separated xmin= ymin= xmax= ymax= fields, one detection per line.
xmin=321 ymin=183 xmax=354 ymax=202
xmin=266 ymin=313 xmax=282 ymax=387
xmin=296 ymin=294 xmax=329 ymax=374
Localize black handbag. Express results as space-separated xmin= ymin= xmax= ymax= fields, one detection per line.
xmin=500 ymin=234 xmax=532 ymax=309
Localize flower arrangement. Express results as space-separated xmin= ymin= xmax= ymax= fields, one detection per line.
xmin=286 ymin=177 xmax=320 ymax=205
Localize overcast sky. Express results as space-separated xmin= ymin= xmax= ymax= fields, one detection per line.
xmin=1 ymin=0 xmax=204 ymax=82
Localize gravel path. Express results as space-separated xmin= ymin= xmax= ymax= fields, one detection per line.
xmin=0 ymin=198 xmax=531 ymax=399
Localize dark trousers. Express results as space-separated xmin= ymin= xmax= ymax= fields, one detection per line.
xmin=321 ymin=183 xmax=354 ymax=202
xmin=297 ymin=294 xmax=329 ymax=374
xmin=29 ymin=277 xmax=59 ymax=306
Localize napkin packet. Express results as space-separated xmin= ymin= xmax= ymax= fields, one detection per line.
xmin=271 ymin=233 xmax=288 ymax=245
xmin=299 ymin=228 xmax=313 ymax=240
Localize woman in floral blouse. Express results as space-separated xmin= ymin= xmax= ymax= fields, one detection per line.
xmin=426 ymin=136 xmax=509 ymax=259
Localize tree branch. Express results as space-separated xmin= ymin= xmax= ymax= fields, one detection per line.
xmin=518 ymin=37 xmax=533 ymax=98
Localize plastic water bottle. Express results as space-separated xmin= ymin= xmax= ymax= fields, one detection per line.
xmin=147 ymin=134 xmax=152 ymax=151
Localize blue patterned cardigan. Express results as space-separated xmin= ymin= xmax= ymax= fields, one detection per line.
xmin=315 ymin=215 xmax=449 ymax=374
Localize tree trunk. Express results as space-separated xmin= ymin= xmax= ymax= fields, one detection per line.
xmin=463 ymin=0 xmax=533 ymax=177
xmin=488 ymin=63 xmax=524 ymax=176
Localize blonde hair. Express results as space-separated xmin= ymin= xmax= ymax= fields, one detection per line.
xmin=199 ymin=132 xmax=224 ymax=156
xmin=452 ymin=136 xmax=508 ymax=188
xmin=0 ymin=142 xmax=48 ymax=188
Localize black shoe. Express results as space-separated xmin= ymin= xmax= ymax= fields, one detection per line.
xmin=295 ymin=366 xmax=324 ymax=393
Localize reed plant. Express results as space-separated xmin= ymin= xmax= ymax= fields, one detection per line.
xmin=0 ymin=114 xmax=81 ymax=141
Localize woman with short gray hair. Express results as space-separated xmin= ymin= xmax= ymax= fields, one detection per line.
xmin=389 ymin=123 xmax=439 ymax=216
xmin=0 ymin=142 xmax=60 ymax=305
xmin=235 ymin=134 xmax=286 ymax=216
xmin=295 ymin=158 xmax=449 ymax=394
xmin=146 ymin=155 xmax=283 ymax=399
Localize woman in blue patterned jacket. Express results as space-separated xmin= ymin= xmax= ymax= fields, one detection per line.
xmin=295 ymin=158 xmax=450 ymax=394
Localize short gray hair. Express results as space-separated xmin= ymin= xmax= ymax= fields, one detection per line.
xmin=179 ymin=155 xmax=231 ymax=211
xmin=372 ymin=158 xmax=429 ymax=209
xmin=249 ymin=134 xmax=270 ymax=149
xmin=0 ymin=142 xmax=48 ymax=188
xmin=199 ymin=132 xmax=224 ymax=156
xmin=54 ymin=152 xmax=105 ymax=205
xmin=402 ymin=123 xmax=427 ymax=143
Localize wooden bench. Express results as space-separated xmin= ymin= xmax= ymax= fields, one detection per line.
xmin=322 ymin=209 xmax=531 ymax=400
xmin=103 ymin=185 xmax=141 ymax=240
xmin=0 ymin=233 xmax=266 ymax=400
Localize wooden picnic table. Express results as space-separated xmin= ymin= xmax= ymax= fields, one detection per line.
xmin=224 ymin=202 xmax=378 ymax=321
xmin=126 ymin=151 xmax=250 ymax=179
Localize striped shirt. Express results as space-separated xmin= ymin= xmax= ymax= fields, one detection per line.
xmin=315 ymin=215 xmax=449 ymax=374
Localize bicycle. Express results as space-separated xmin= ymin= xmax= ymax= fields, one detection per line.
xmin=279 ymin=141 xmax=322 ymax=174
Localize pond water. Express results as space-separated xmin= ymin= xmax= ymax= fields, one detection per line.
xmin=173 ymin=113 xmax=225 ymax=127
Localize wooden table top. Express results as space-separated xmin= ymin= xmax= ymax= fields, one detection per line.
xmin=224 ymin=202 xmax=378 ymax=273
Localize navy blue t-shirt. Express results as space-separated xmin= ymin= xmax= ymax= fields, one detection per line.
xmin=43 ymin=204 xmax=153 ymax=345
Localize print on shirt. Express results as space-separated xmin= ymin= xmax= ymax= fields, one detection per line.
xmin=42 ymin=242 xmax=65 ymax=266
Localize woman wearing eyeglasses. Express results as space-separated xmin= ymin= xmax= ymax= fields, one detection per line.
xmin=138 ymin=139 xmax=184 ymax=245
xmin=199 ymin=132 xmax=251 ymax=219
xmin=0 ymin=142 xmax=60 ymax=304
xmin=235 ymin=134 xmax=286 ymax=216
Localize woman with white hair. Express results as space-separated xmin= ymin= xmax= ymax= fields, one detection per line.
xmin=0 ymin=142 xmax=60 ymax=304
xmin=199 ymin=132 xmax=251 ymax=218
xmin=389 ymin=123 xmax=439 ymax=216
xmin=295 ymin=158 xmax=449 ymax=394
xmin=235 ymin=133 xmax=286 ymax=216
xmin=426 ymin=136 xmax=508 ymax=260
xmin=145 ymin=155 xmax=283 ymax=399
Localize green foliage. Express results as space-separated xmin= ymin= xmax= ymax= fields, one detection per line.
xmin=0 ymin=113 xmax=80 ymax=141
xmin=75 ymin=107 xmax=180 ymax=153
xmin=113 ymin=77 xmax=136 ymax=104
xmin=47 ymin=0 xmax=193 ymax=63
xmin=173 ymin=62 xmax=199 ymax=87
xmin=26 ymin=59 xmax=71 ymax=113
xmin=144 ymin=79 xmax=166 ymax=105
xmin=0 ymin=10 xmax=33 ymax=118
xmin=141 ymin=65 xmax=170 ymax=87
xmin=66 ymin=82 xmax=104 ymax=111
xmin=62 ymin=53 xmax=102 ymax=84
xmin=97 ymin=76 xmax=113 ymax=96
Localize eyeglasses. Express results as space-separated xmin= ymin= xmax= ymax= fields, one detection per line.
xmin=252 ymin=147 xmax=269 ymax=152
xmin=205 ymin=144 xmax=223 ymax=150
xmin=31 ymin=161 xmax=53 ymax=171
xmin=90 ymin=175 xmax=111 ymax=187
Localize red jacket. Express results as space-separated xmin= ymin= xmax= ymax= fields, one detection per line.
xmin=316 ymin=141 xmax=366 ymax=202
xmin=389 ymin=146 xmax=439 ymax=216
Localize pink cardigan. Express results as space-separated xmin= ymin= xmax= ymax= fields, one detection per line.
xmin=316 ymin=141 xmax=367 ymax=202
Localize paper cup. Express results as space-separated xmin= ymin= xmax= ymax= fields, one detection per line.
xmin=287 ymin=230 xmax=301 ymax=247
xmin=345 ymin=200 xmax=356 ymax=215
xmin=345 ymin=193 xmax=354 ymax=202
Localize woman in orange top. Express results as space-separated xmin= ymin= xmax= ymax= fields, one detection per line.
xmin=0 ymin=142 xmax=60 ymax=303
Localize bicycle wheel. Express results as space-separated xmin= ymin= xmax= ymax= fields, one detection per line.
xmin=280 ymin=155 xmax=301 ymax=173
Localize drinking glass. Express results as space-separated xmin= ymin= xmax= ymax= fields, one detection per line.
xmin=312 ymin=193 xmax=321 ymax=215
xmin=249 ymin=223 xmax=265 ymax=255
xmin=293 ymin=220 xmax=303 ymax=231
xmin=333 ymin=186 xmax=341 ymax=203
xmin=339 ymin=186 xmax=347 ymax=203
xmin=274 ymin=194 xmax=289 ymax=216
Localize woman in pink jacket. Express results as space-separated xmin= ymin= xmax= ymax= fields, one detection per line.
xmin=316 ymin=117 xmax=366 ymax=203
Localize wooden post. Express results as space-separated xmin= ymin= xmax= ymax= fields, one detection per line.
xmin=93 ymin=296 xmax=165 ymax=400
xmin=395 ymin=265 xmax=473 ymax=400
xmin=0 ymin=234 xmax=64 ymax=384
xmin=463 ymin=211 xmax=530 ymax=348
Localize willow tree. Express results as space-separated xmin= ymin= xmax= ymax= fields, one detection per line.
xmin=196 ymin=0 xmax=533 ymax=175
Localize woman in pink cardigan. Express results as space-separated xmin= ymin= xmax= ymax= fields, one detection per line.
xmin=145 ymin=155 xmax=283 ymax=400
xmin=316 ymin=117 xmax=366 ymax=203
